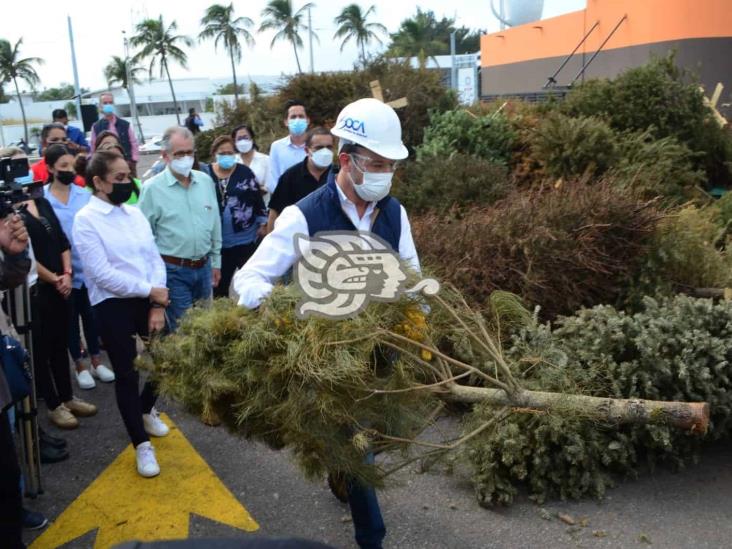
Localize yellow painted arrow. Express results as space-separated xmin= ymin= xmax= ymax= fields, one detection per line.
xmin=31 ymin=414 xmax=258 ymax=548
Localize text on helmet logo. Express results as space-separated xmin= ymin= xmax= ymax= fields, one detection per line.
xmin=339 ymin=117 xmax=366 ymax=136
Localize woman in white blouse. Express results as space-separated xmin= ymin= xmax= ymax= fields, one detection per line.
xmin=232 ymin=124 xmax=271 ymax=206
xmin=73 ymin=149 xmax=170 ymax=478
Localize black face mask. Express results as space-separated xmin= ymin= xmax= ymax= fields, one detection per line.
xmin=56 ymin=170 xmax=76 ymax=186
xmin=107 ymin=181 xmax=134 ymax=205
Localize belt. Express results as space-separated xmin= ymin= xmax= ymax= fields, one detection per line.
xmin=160 ymin=254 xmax=208 ymax=269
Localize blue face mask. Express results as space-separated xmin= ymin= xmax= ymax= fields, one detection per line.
xmin=102 ymin=104 xmax=115 ymax=115
xmin=14 ymin=173 xmax=34 ymax=186
xmin=216 ymin=154 xmax=237 ymax=170
xmin=288 ymin=118 xmax=308 ymax=136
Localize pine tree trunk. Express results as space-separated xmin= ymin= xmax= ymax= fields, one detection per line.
xmin=13 ymin=77 xmax=29 ymax=143
xmin=445 ymin=384 xmax=710 ymax=433
xmin=162 ymin=55 xmax=181 ymax=126
xmin=230 ymin=49 xmax=239 ymax=105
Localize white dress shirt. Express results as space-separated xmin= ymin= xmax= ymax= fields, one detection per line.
xmin=72 ymin=195 xmax=166 ymax=306
xmin=239 ymin=150 xmax=272 ymax=205
xmin=233 ymin=179 xmax=421 ymax=309
xmin=266 ymin=135 xmax=307 ymax=195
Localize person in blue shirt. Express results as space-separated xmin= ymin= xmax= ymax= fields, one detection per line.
xmin=52 ymin=109 xmax=89 ymax=154
xmin=205 ymin=135 xmax=267 ymax=298
xmin=44 ymin=145 xmax=115 ymax=391
xmin=265 ymin=100 xmax=310 ymax=195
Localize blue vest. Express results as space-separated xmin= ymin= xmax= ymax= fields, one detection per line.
xmin=93 ymin=117 xmax=132 ymax=159
xmin=296 ymin=172 xmax=402 ymax=250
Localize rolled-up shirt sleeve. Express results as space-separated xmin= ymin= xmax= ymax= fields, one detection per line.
xmin=232 ymin=205 xmax=307 ymax=309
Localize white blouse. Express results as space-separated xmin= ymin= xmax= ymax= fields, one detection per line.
xmin=239 ymin=150 xmax=271 ymax=204
xmin=72 ymin=195 xmax=166 ymax=306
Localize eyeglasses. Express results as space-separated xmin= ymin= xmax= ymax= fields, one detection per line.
xmin=350 ymin=153 xmax=400 ymax=173
xmin=171 ymin=149 xmax=194 ymax=159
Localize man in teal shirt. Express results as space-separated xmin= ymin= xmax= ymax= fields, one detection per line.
xmin=139 ymin=127 xmax=222 ymax=330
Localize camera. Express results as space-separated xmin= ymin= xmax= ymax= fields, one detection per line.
xmin=0 ymin=157 xmax=41 ymax=218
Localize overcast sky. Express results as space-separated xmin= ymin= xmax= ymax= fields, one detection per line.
xmin=4 ymin=0 xmax=586 ymax=92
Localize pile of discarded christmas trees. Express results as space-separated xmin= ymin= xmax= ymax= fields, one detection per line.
xmin=143 ymin=283 xmax=727 ymax=506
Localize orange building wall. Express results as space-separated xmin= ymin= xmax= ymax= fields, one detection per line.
xmin=481 ymin=0 xmax=732 ymax=68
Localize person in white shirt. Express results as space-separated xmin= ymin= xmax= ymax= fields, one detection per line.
xmin=232 ymin=124 xmax=270 ymax=204
xmin=73 ymin=149 xmax=171 ymax=479
xmin=232 ymin=98 xmax=415 ymax=549
xmin=265 ymin=100 xmax=310 ymax=195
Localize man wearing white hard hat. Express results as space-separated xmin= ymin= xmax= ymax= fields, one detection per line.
xmin=233 ymin=98 xmax=420 ymax=548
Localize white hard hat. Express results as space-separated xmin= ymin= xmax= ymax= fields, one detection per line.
xmin=331 ymin=98 xmax=408 ymax=160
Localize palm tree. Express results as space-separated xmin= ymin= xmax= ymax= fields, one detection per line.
xmin=333 ymin=4 xmax=387 ymax=63
xmin=0 ymin=38 xmax=43 ymax=143
xmin=387 ymin=9 xmax=447 ymax=67
xmin=199 ymin=3 xmax=255 ymax=105
xmin=259 ymin=0 xmax=316 ymax=74
xmin=103 ymin=55 xmax=144 ymax=90
xmin=130 ymin=16 xmax=194 ymax=125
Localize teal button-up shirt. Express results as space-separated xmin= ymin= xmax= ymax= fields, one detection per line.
xmin=138 ymin=167 xmax=222 ymax=269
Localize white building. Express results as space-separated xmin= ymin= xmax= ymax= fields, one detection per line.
xmin=82 ymin=76 xmax=282 ymax=117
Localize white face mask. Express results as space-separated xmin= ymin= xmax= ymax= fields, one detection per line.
xmin=310 ymin=148 xmax=333 ymax=169
xmin=236 ymin=139 xmax=253 ymax=154
xmin=170 ymin=155 xmax=194 ymax=177
xmin=350 ymin=163 xmax=394 ymax=203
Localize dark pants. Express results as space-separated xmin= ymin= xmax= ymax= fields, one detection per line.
xmin=68 ymin=286 xmax=100 ymax=362
xmin=347 ymin=453 xmax=386 ymax=549
xmin=0 ymin=411 xmax=24 ymax=548
xmin=165 ymin=261 xmax=212 ymax=331
xmin=216 ymin=243 xmax=257 ymax=299
xmin=94 ymin=298 xmax=156 ymax=447
xmin=32 ymin=283 xmax=71 ymax=410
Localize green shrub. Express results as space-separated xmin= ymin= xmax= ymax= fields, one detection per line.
xmin=275 ymin=57 xmax=457 ymax=150
xmin=417 ymin=109 xmax=516 ymax=165
xmin=562 ymin=54 xmax=732 ymax=185
xmin=610 ymin=131 xmax=705 ymax=203
xmin=273 ymin=71 xmax=361 ymax=127
xmin=715 ymin=191 xmax=732 ymax=228
xmin=630 ymin=205 xmax=732 ymax=299
xmin=530 ymin=112 xmax=618 ymax=179
xmin=359 ymin=57 xmax=457 ymax=150
xmin=202 ymin=58 xmax=456 ymax=159
xmin=392 ymin=154 xmax=510 ymax=214
xmin=466 ymin=295 xmax=732 ymax=505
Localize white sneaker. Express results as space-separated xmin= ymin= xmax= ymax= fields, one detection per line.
xmin=91 ymin=364 xmax=115 ymax=383
xmin=75 ymin=369 xmax=96 ymax=390
xmin=142 ymin=408 xmax=170 ymax=437
xmin=135 ymin=442 xmax=160 ymax=478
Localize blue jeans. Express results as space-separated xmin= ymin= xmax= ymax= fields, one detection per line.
xmin=347 ymin=453 xmax=386 ymax=549
xmin=165 ymin=261 xmax=212 ymax=332
xmin=68 ymin=286 xmax=100 ymax=361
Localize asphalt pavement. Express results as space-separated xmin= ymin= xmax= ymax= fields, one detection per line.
xmin=19 ymin=367 xmax=732 ymax=549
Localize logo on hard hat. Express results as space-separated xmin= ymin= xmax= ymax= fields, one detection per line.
xmin=338 ymin=117 xmax=366 ymax=137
